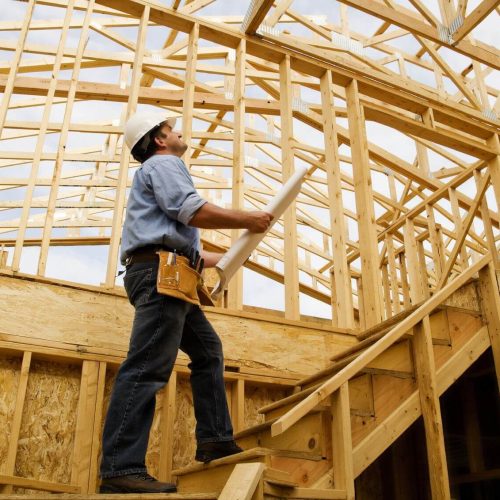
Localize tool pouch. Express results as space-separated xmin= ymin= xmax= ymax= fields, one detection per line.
xmin=157 ymin=251 xmax=200 ymax=305
xmin=156 ymin=250 xmax=215 ymax=307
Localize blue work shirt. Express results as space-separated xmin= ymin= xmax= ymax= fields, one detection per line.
xmin=120 ymin=155 xmax=207 ymax=264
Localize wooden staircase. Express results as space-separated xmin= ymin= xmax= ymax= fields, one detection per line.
xmin=166 ymin=256 xmax=499 ymax=499
xmin=1 ymin=257 xmax=498 ymax=499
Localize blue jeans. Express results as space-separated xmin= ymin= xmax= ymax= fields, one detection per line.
xmin=100 ymin=261 xmax=234 ymax=478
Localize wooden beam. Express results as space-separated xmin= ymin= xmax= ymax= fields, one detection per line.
xmin=412 ymin=316 xmax=451 ymax=499
xmin=105 ymin=3 xmax=149 ymax=286
xmin=333 ymin=0 xmax=500 ymax=69
xmin=452 ymin=0 xmax=498 ymax=42
xmin=243 ymin=0 xmax=274 ymax=34
xmin=279 ymin=55 xmax=300 ymax=320
xmin=320 ymin=70 xmax=354 ymax=329
xmin=346 ymin=80 xmax=383 ymax=327
xmin=218 ymin=463 xmax=265 ymax=500
xmin=330 ymin=383 xmax=355 ymax=499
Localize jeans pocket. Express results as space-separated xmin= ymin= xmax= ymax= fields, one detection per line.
xmin=124 ymin=267 xmax=155 ymax=307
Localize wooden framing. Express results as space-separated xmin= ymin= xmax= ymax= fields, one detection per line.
xmin=0 ymin=0 xmax=499 ymax=497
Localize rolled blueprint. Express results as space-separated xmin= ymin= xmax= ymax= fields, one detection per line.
xmin=211 ymin=164 xmax=309 ymax=298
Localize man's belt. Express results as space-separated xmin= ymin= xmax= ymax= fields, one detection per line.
xmin=126 ymin=245 xmax=178 ymax=266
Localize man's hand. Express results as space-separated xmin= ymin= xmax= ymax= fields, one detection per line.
xmin=244 ymin=211 xmax=274 ymax=233
xmin=189 ymin=202 xmax=274 ymax=233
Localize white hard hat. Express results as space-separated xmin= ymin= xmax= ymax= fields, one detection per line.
xmin=124 ymin=111 xmax=177 ymax=150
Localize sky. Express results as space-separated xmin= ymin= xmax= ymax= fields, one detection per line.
xmin=0 ymin=0 xmax=498 ymax=319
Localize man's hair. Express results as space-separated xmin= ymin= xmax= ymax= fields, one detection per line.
xmin=131 ymin=121 xmax=169 ymax=163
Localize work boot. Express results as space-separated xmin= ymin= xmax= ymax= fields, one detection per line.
xmin=195 ymin=440 xmax=243 ymax=463
xmin=99 ymin=472 xmax=177 ymax=493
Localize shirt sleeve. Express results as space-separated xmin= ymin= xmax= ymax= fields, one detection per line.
xmin=148 ymin=157 xmax=207 ymax=225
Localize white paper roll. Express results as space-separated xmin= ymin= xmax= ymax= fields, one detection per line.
xmin=212 ymin=164 xmax=309 ymax=298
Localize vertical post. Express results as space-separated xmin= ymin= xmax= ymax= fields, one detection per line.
xmin=399 ymin=252 xmax=412 ymax=309
xmin=320 ymin=69 xmax=354 ymax=328
xmin=346 ymin=79 xmax=382 ymax=327
xmin=474 ymin=170 xmax=499 ymax=269
xmin=412 ymin=316 xmax=451 ymax=500
xmin=231 ymin=379 xmax=245 ymax=433
xmin=279 ymin=55 xmax=300 ymax=320
xmin=159 ymin=370 xmax=177 ymax=482
xmin=426 ymin=204 xmax=444 ymax=279
xmin=71 ymin=360 xmax=100 ymax=494
xmin=478 ymin=263 xmax=500 ymax=390
xmin=182 ymin=23 xmax=199 ymax=170
xmin=330 ymin=383 xmax=355 ymax=499
xmin=381 ymin=263 xmax=392 ymax=319
xmin=448 ymin=187 xmax=469 ymax=270
xmin=228 ymin=39 xmax=246 ymax=310
xmin=386 ymin=234 xmax=401 ymax=313
xmin=486 ymin=135 xmax=500 ymax=212
xmin=0 ymin=351 xmax=31 ymax=495
xmin=417 ymin=240 xmax=430 ymax=298
xmin=403 ymin=218 xmax=425 ymax=303
xmin=88 ymin=362 xmax=107 ymax=493
xmin=105 ymin=4 xmax=150 ymax=286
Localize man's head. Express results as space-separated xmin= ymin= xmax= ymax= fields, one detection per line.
xmin=124 ymin=111 xmax=187 ymax=163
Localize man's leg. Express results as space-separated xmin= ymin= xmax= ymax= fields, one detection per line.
xmin=180 ymin=306 xmax=242 ymax=462
xmin=100 ymin=263 xmax=189 ymax=491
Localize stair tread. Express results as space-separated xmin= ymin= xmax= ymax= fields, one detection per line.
xmin=172 ymin=447 xmax=323 ymax=477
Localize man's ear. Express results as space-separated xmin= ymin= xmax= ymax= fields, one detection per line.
xmin=154 ymin=133 xmax=167 ymax=148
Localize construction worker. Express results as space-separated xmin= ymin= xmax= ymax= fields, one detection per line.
xmin=99 ymin=111 xmax=273 ymax=494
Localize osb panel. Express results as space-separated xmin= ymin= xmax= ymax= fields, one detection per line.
xmin=0 ymin=276 xmax=355 ymax=375
xmin=145 ymin=388 xmax=164 ymax=478
xmin=443 ymin=281 xmax=480 ymax=310
xmin=0 ymin=356 xmax=22 ymax=467
xmin=244 ymin=385 xmax=288 ymax=428
xmin=13 ymin=359 xmax=80 ymax=493
xmin=172 ymin=377 xmax=196 ymax=470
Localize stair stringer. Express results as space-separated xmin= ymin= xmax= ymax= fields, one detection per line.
xmin=311 ymin=323 xmax=490 ymax=489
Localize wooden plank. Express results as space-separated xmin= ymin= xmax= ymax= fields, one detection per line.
xmin=105 ymin=3 xmax=150 ymax=286
xmin=218 ymin=462 xmax=265 ymax=500
xmin=330 ymin=383 xmax=355 ymax=499
xmin=0 ymin=351 xmax=32 ymax=495
xmin=0 ymin=474 xmax=80 ymax=494
xmin=88 ymin=361 xmax=107 ymax=493
xmin=231 ymin=378 xmax=245 ymax=434
xmin=412 ymin=316 xmax=451 ymax=499
xmin=279 ymin=54 xmax=300 ymax=321
xmin=37 ymin=0 xmax=95 ymax=276
xmin=320 ymin=69 xmax=354 ymax=329
xmin=452 ymin=0 xmax=498 ymax=42
xmin=403 ymin=218 xmax=425 ymax=304
xmin=243 ymin=0 xmax=274 ymax=34
xmin=227 ymin=39 xmax=246 ymax=310
xmin=346 ymin=79 xmax=382 ymax=328
xmin=71 ymin=360 xmax=100 ymax=493
xmin=271 ymin=255 xmax=491 ymax=437
xmin=154 ymin=371 xmax=175 ymax=482
xmin=182 ymin=22 xmax=199 ymax=170
xmin=478 ymin=263 xmax=500 ymax=390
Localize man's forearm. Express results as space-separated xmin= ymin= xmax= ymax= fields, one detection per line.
xmin=189 ymin=202 xmax=250 ymax=230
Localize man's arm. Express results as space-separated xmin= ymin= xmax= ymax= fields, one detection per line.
xmin=200 ymin=250 xmax=223 ymax=268
xmin=189 ymin=202 xmax=273 ymax=233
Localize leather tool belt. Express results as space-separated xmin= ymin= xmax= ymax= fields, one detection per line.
xmin=156 ymin=250 xmax=214 ymax=307
xmin=125 ymin=246 xmax=214 ymax=307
